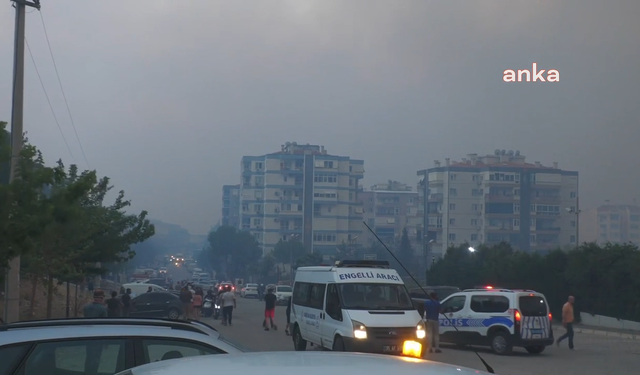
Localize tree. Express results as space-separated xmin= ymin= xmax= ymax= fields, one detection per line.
xmin=428 ymin=241 xmax=640 ymax=322
xmin=397 ymin=227 xmax=414 ymax=275
xmin=206 ymin=226 xmax=261 ymax=280
xmin=272 ymin=239 xmax=306 ymax=264
xmin=295 ymin=252 xmax=324 ymax=268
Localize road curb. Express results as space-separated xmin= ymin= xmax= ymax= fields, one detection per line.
xmin=554 ymin=325 xmax=639 ymax=340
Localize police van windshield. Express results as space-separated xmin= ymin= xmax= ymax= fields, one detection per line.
xmin=338 ymin=283 xmax=414 ymax=310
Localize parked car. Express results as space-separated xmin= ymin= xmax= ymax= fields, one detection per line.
xmin=0 ymin=318 xmax=246 ymax=375
xmin=275 ymin=285 xmax=292 ymax=305
xmin=131 ymin=292 xmax=184 ymax=320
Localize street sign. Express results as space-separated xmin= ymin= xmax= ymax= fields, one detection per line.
xmin=363 ymin=254 xmax=377 ymax=260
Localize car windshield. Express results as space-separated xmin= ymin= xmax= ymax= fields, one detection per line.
xmin=338 ymin=283 xmax=414 ymax=310
xmin=277 ymin=286 xmax=292 ymax=292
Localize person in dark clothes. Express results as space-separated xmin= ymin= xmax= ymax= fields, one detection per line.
xmin=106 ymin=291 xmax=122 ymax=317
xmin=263 ymin=288 xmax=278 ymax=331
xmin=424 ymin=292 xmax=441 ymax=353
xmin=121 ymin=288 xmax=132 ymax=317
xmin=285 ymin=296 xmax=292 ymax=335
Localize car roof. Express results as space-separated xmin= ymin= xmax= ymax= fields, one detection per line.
xmin=0 ymin=325 xmax=242 ymax=351
xmin=122 ymin=352 xmax=488 ymax=375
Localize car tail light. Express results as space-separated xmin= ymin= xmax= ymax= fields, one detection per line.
xmin=548 ymin=313 xmax=552 ymax=321
xmin=514 ymin=309 xmax=521 ymax=322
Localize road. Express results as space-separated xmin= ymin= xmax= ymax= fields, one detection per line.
xmin=167 ymin=261 xmax=192 ymax=283
xmin=203 ymin=296 xmax=640 ymax=375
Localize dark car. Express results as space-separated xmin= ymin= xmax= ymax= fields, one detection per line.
xmin=131 ymin=292 xmax=183 ymax=320
xmin=409 ymin=286 xmax=461 ymax=317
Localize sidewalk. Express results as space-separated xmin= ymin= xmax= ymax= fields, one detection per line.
xmin=553 ymin=323 xmax=640 ymax=340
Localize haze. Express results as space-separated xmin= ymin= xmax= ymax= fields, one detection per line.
xmin=0 ymin=0 xmax=638 ymax=234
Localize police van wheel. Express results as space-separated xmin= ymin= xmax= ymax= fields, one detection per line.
xmin=490 ymin=332 xmax=513 ymax=355
xmin=332 ymin=336 xmax=346 ymax=351
xmin=293 ymin=326 xmax=307 ymax=351
xmin=525 ymin=346 xmax=545 ymax=354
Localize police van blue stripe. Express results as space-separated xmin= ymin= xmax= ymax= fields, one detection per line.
xmin=439 ymin=316 xmax=514 ymax=328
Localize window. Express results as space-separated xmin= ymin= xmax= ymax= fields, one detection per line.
xmin=448 ymin=233 xmax=456 ymax=241
xmin=513 ymin=219 xmax=520 ymax=227
xmin=471 ymin=234 xmax=478 ymax=241
xmin=0 ymin=344 xmax=30 ymax=374
xmin=22 ymin=339 xmax=127 ymax=375
xmin=325 ymin=284 xmax=343 ymax=321
xmin=293 ymin=282 xmax=311 ymax=306
xmin=337 ymin=283 xmax=413 ymax=310
xmin=471 ymin=219 xmax=478 ymax=226
xmin=449 ymin=188 xmax=457 ymax=196
xmin=450 ymin=174 xmax=457 ymax=181
xmin=631 ymin=215 xmax=640 ymax=222
xmin=570 ymin=235 xmax=576 ymax=243
xmin=610 ymin=214 xmax=620 ymax=220
xmin=571 ymin=220 xmax=576 ymax=228
xmin=309 ymin=284 xmax=326 ymax=309
xmin=441 ymin=296 xmax=466 ymax=313
xmin=570 ymin=192 xmax=576 ymax=198
xmin=449 ymin=218 xmax=455 ymax=225
xmin=141 ymin=338 xmax=222 ymax=363
xmin=449 ymin=203 xmax=456 ymax=210
xmin=518 ymin=296 xmax=548 ymax=316
xmin=470 ymin=295 xmax=509 ymax=313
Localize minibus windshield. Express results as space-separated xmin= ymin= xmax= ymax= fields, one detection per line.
xmin=338 ymin=283 xmax=414 ymax=310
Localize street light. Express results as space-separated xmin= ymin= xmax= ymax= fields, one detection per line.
xmin=468 ymin=247 xmax=476 ymax=252
xmin=566 ymin=202 xmax=581 ymax=247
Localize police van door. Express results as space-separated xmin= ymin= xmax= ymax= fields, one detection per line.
xmin=321 ymin=283 xmax=344 ymax=349
xmin=439 ymin=295 xmax=467 ymax=344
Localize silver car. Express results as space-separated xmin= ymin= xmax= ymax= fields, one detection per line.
xmin=0 ymin=317 xmax=246 ymax=375
xmin=114 ymin=351 xmax=491 ymax=375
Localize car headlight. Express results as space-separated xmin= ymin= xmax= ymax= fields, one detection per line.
xmin=353 ymin=320 xmax=367 ymax=339
xmin=416 ymin=320 xmax=426 ymax=339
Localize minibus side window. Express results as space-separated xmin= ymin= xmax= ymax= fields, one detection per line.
xmin=309 ymin=284 xmax=326 ymax=310
xmin=293 ymin=282 xmax=311 ymax=306
xmin=325 ymin=284 xmax=342 ymax=321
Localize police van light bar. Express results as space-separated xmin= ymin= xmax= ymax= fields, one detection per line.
xmin=335 ymin=260 xmax=390 ymax=269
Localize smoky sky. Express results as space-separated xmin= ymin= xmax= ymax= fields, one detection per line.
xmin=0 ymin=0 xmax=638 ymax=234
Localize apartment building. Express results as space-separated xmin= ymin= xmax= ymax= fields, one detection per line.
xmin=360 ymin=181 xmax=420 ymax=249
xmin=239 ymin=142 xmax=365 ymax=256
xmin=417 ymin=150 xmax=579 ymax=258
xmin=579 ymin=204 xmax=640 ymax=244
xmin=222 ymin=184 xmax=240 ymax=228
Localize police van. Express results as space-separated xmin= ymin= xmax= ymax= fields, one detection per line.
xmin=438 ymin=287 xmax=554 ymax=355
xmin=290 ymin=260 xmax=425 ymax=358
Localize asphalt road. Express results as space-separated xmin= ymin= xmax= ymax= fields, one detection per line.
xmin=167 ymin=262 xmax=192 ymax=283
xmin=204 ymin=296 xmax=640 ymax=375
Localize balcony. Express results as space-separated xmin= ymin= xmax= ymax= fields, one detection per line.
xmin=428 ymin=193 xmax=443 ymax=202
xmin=535 ymin=227 xmax=561 ymax=232
xmin=485 ymin=194 xmax=515 ymax=202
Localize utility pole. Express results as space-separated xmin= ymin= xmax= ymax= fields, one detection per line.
xmin=3 ymin=0 xmax=41 ymax=324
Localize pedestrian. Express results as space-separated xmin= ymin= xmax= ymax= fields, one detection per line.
xmin=556 ymin=295 xmax=576 ymax=350
xmin=180 ymin=286 xmax=193 ymax=320
xmin=83 ymin=291 xmax=107 ymax=317
xmin=424 ymin=292 xmax=441 ymax=353
xmin=147 ymin=286 xmax=153 ymax=293
xmin=285 ymin=296 xmax=292 ymax=336
xmin=121 ymin=288 xmax=132 ymax=317
xmin=263 ymin=287 xmax=278 ymax=331
xmin=193 ymin=287 xmax=203 ymax=321
xmin=106 ymin=290 xmax=122 ymax=317
xmin=221 ymin=286 xmax=237 ymax=326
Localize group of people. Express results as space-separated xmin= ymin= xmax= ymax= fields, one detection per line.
xmin=82 ymin=288 xmax=133 ymax=318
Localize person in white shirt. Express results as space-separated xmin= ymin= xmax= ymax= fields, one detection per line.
xmin=220 ymin=286 xmax=237 ymax=326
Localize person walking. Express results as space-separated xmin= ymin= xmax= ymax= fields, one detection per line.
xmin=83 ymin=291 xmax=107 ymax=317
xmin=424 ymin=292 xmax=442 ymax=353
xmin=121 ymin=288 xmax=132 ymax=317
xmin=556 ymin=295 xmax=576 ymax=350
xmin=193 ymin=287 xmax=203 ymax=321
xmin=221 ymin=286 xmax=237 ymax=326
xmin=263 ymin=287 xmax=278 ymax=331
xmin=180 ymin=286 xmax=193 ymax=320
xmin=106 ymin=291 xmax=122 ymax=317
xmin=285 ymin=296 xmax=292 ymax=336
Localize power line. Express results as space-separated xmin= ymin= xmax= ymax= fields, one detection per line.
xmin=25 ymin=37 xmax=75 ymax=160
xmin=38 ymin=11 xmax=90 ymax=168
